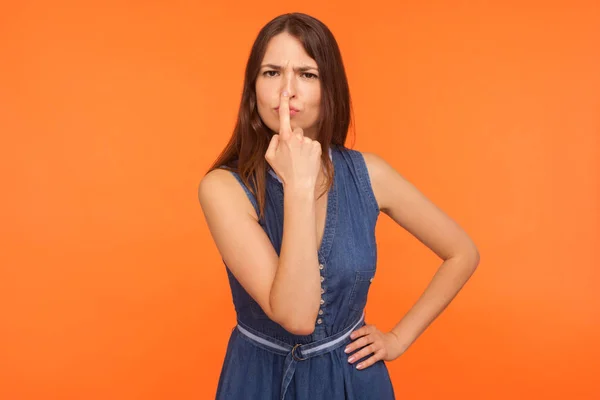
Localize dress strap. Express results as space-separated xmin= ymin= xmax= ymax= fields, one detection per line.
xmin=345 ymin=150 xmax=380 ymax=216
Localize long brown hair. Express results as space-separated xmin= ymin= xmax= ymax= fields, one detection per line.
xmin=208 ymin=13 xmax=354 ymax=218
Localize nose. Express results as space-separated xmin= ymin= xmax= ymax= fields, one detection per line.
xmin=280 ymin=66 xmax=297 ymax=98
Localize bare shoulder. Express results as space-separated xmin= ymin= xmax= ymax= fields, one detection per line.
xmin=360 ymin=151 xmax=389 ymax=181
xmin=198 ymin=168 xmax=235 ymax=195
xmin=359 ymin=151 xmax=401 ymax=212
xmin=197 ymin=168 xmax=257 ymax=220
xmin=359 ymin=150 xmax=436 ymax=214
xmin=359 ymin=151 xmax=479 ymax=261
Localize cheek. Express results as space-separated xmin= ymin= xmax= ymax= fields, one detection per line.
xmin=255 ymin=82 xmax=278 ymax=111
xmin=254 ymin=83 xmax=278 ymax=129
xmin=308 ymin=91 xmax=321 ymax=115
xmin=254 ymin=94 xmax=270 ymax=120
xmin=309 ymin=87 xmax=321 ymax=108
xmin=254 ymin=85 xmax=267 ymax=107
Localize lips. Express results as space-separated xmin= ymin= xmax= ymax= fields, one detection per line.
xmin=275 ymin=106 xmax=300 ymax=112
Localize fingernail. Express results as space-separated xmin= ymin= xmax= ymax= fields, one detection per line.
xmin=344 ymin=347 xmax=350 ymax=353
xmin=356 ymin=363 xmax=362 ymax=369
xmin=348 ymin=357 xmax=355 ymax=363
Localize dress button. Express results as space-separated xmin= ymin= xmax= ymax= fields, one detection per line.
xmin=318 ymin=310 xmax=323 ymax=315
xmin=321 ymin=288 xmax=325 ymax=294
xmin=370 ymin=277 xmax=374 ymax=283
xmin=320 ymin=298 xmax=325 ymax=305
xmin=317 ymin=318 xmax=322 ymax=324
xmin=320 ymin=276 xmax=325 ymax=283
xmin=319 ymin=263 xmax=324 ymax=270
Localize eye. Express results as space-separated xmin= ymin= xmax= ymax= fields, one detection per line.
xmin=263 ymin=70 xmax=279 ymax=77
xmin=302 ymin=73 xmax=319 ymax=79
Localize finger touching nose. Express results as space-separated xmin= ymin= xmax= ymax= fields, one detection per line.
xmin=280 ymin=69 xmax=296 ymax=97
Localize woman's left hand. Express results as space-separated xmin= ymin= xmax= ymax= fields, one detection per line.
xmin=344 ymin=324 xmax=406 ymax=370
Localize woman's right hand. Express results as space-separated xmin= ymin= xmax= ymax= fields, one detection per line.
xmin=265 ymin=91 xmax=322 ymax=191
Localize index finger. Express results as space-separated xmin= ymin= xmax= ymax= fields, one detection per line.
xmin=278 ymin=91 xmax=292 ymax=135
xmin=350 ymin=325 xmax=372 ymax=340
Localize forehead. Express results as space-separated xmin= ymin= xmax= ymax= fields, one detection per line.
xmin=262 ymin=33 xmax=317 ymax=66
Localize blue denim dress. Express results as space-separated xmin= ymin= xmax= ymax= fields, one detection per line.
xmin=216 ymin=145 xmax=395 ymax=399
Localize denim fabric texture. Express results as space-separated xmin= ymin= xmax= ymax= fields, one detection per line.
xmin=215 ymin=145 xmax=395 ymax=399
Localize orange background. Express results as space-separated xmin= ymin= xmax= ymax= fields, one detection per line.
xmin=1 ymin=0 xmax=599 ymax=399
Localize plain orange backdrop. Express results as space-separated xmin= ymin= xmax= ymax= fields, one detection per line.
xmin=1 ymin=0 xmax=599 ymax=399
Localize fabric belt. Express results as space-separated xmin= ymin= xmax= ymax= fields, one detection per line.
xmin=236 ymin=312 xmax=365 ymax=400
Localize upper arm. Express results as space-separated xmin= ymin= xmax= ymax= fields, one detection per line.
xmin=361 ymin=152 xmax=479 ymax=263
xmin=197 ymin=168 xmax=279 ymax=319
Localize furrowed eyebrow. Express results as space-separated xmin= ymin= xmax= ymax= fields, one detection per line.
xmin=260 ymin=63 xmax=319 ymax=73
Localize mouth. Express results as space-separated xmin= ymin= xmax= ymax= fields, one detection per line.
xmin=274 ymin=106 xmax=300 ymax=113
xmin=274 ymin=107 xmax=299 ymax=116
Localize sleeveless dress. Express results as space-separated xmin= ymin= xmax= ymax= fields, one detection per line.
xmin=215 ymin=145 xmax=395 ymax=399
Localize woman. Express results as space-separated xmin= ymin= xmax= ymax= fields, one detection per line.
xmin=198 ymin=12 xmax=480 ymax=400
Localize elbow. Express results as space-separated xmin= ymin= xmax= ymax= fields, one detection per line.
xmin=271 ymin=308 xmax=317 ymax=335
xmin=463 ymin=245 xmax=480 ymax=271
xmin=459 ymin=237 xmax=480 ymax=266
xmin=274 ymin=311 xmax=316 ymax=335
xmin=268 ymin=295 xmax=317 ymax=335
xmin=282 ymin=321 xmax=316 ymax=336
xmin=469 ymin=245 xmax=480 ymax=268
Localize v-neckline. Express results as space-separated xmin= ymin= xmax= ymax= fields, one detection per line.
xmin=316 ymin=165 xmax=336 ymax=259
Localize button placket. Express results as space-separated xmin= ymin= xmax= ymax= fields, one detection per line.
xmin=317 ymin=262 xmax=326 ymax=325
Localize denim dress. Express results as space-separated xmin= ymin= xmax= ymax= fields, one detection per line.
xmin=216 ymin=145 xmax=395 ymax=399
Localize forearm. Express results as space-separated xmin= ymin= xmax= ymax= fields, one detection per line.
xmin=270 ymin=188 xmax=321 ymax=333
xmin=391 ymin=253 xmax=479 ymax=352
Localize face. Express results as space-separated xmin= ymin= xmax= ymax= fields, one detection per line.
xmin=255 ymin=32 xmax=321 ymax=139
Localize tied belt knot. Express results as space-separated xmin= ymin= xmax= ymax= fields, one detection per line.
xmin=236 ymin=312 xmax=365 ymax=400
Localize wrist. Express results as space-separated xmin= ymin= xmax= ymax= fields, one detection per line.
xmin=389 ymin=330 xmax=411 ymax=354
xmin=283 ymin=183 xmax=317 ymax=199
